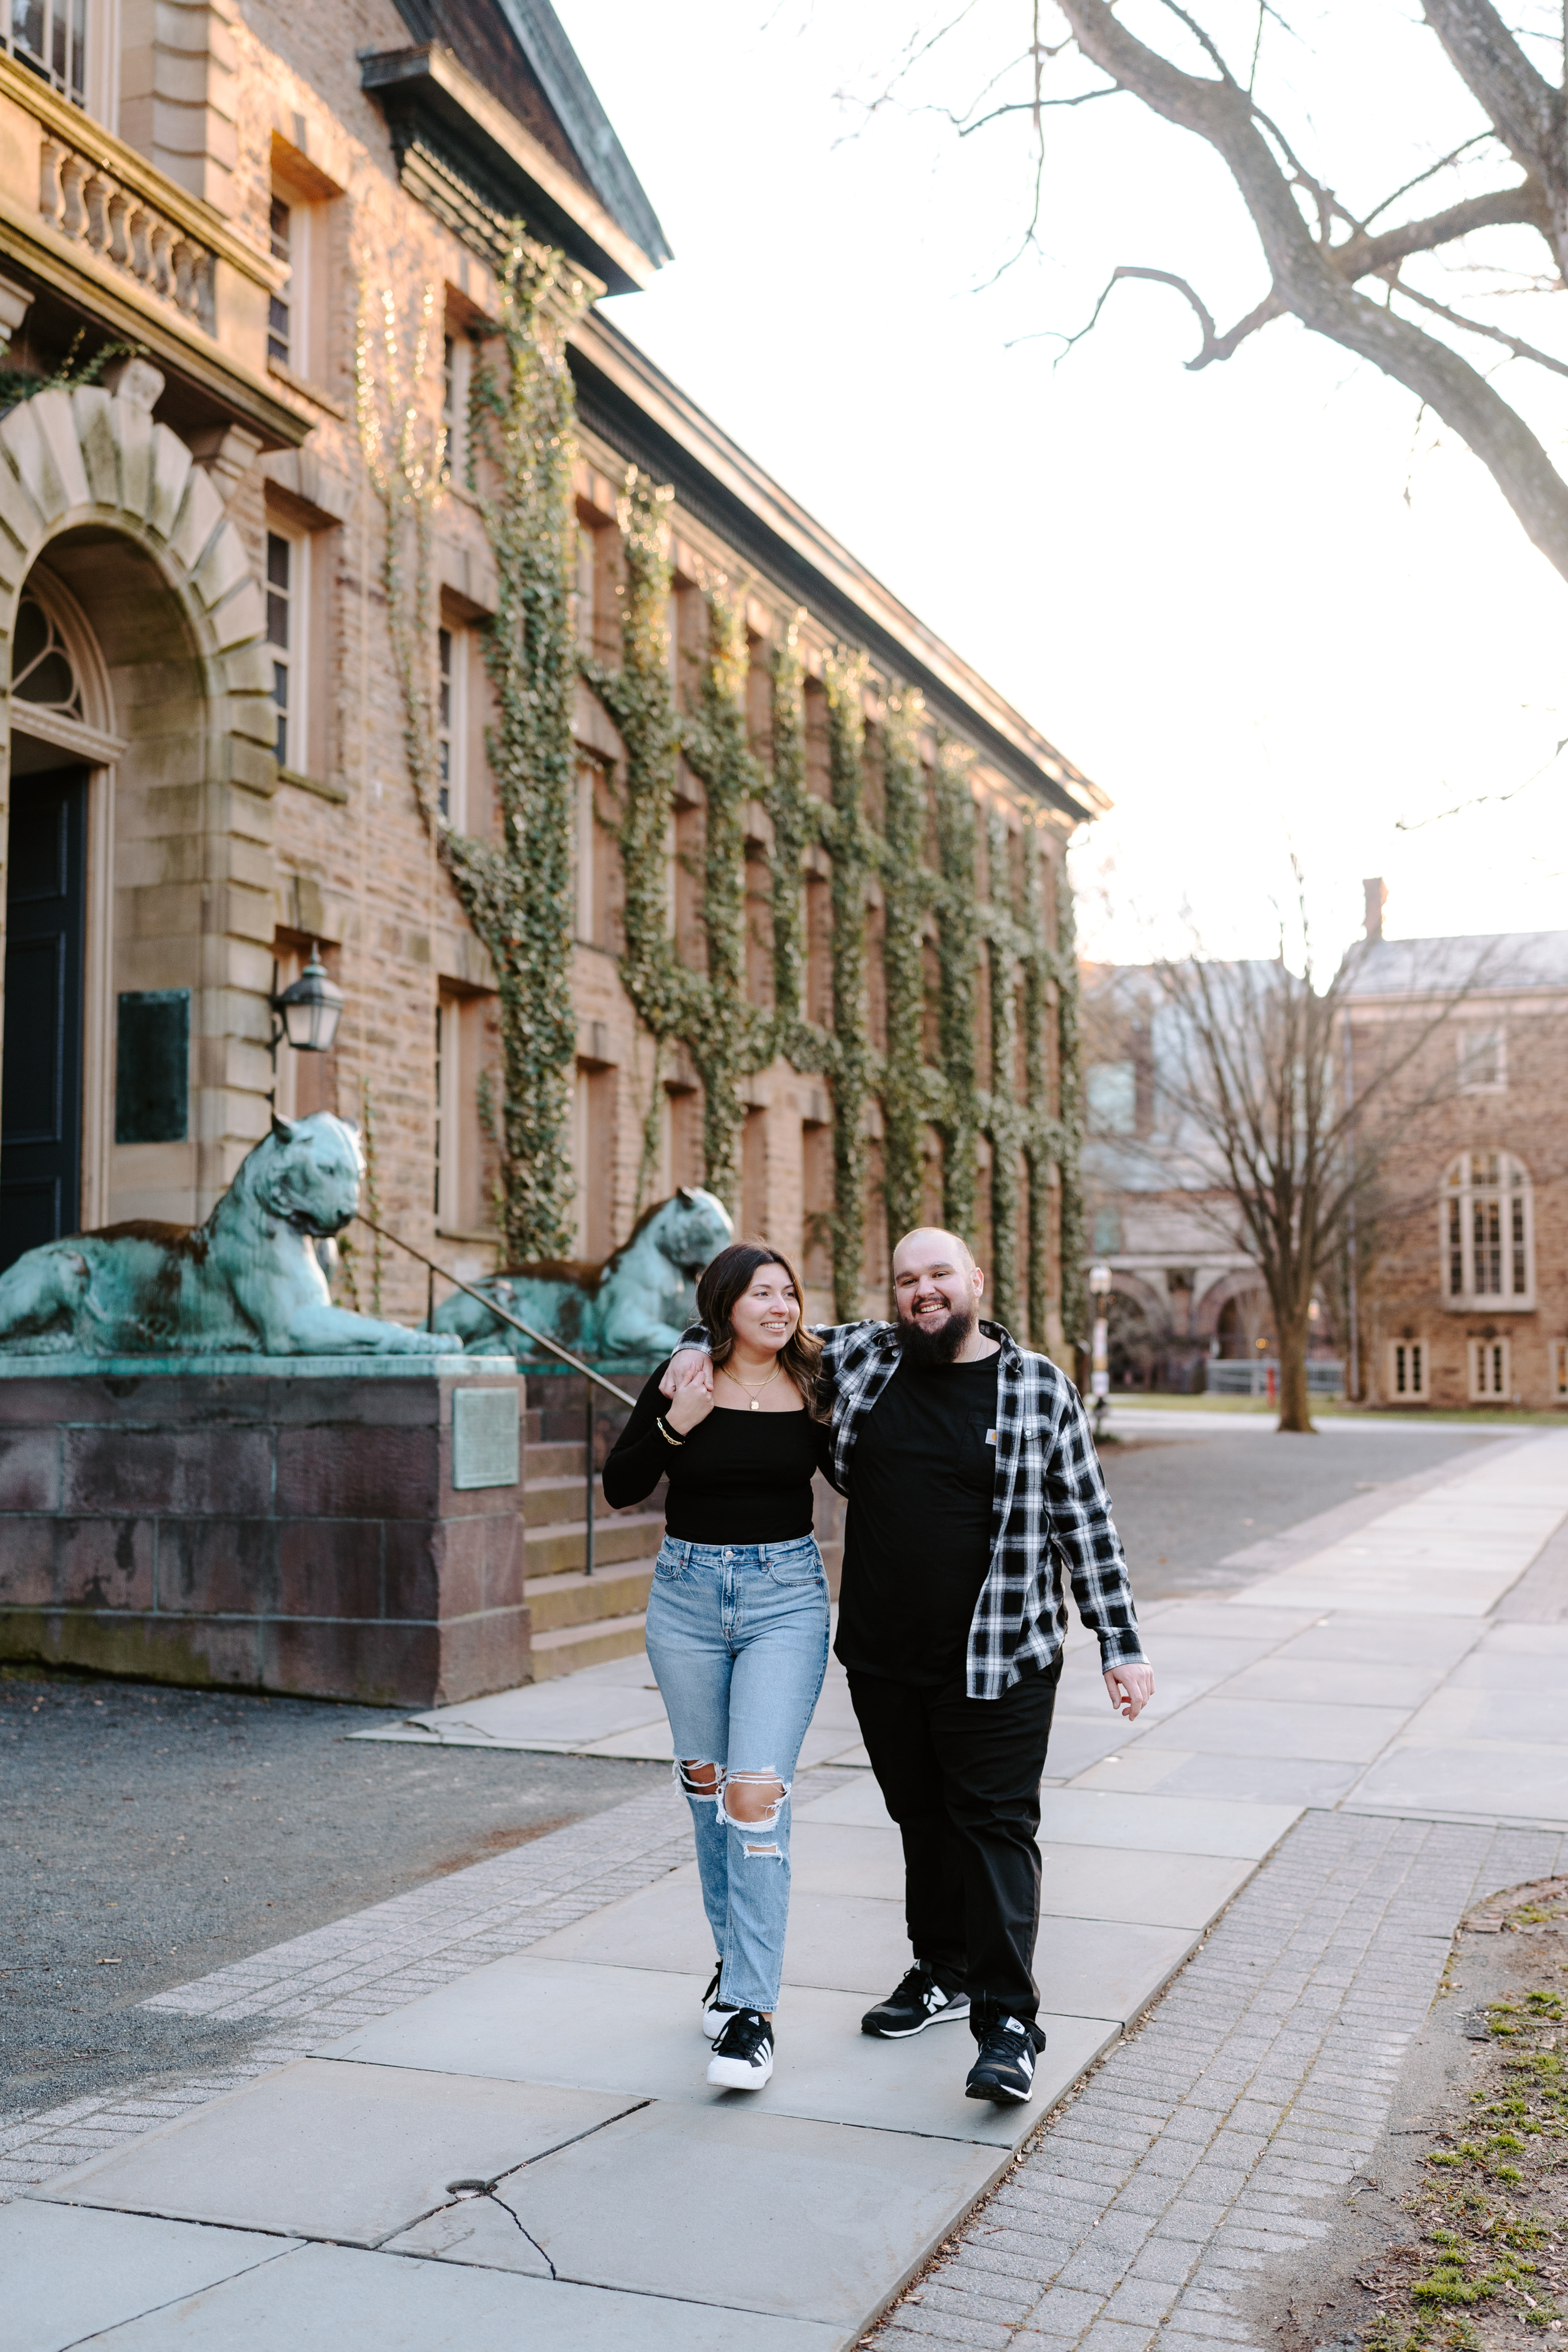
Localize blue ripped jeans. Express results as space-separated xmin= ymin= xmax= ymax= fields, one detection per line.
xmin=644 ymin=1535 xmax=830 ymax=2014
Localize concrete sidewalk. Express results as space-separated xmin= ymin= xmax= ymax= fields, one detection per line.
xmin=9 ymin=1432 xmax=1568 ymax=2349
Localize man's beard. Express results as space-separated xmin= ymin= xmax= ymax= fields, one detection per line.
xmin=896 ymin=1297 xmax=977 ymax=1368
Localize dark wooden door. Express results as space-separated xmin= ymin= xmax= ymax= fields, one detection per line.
xmin=2 ymin=767 xmax=87 ymax=1270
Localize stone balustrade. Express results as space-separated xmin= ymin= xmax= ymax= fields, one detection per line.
xmin=38 ymin=133 xmax=216 ymax=335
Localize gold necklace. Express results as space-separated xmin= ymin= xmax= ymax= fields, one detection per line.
xmin=723 ymin=1359 xmax=783 ymax=1411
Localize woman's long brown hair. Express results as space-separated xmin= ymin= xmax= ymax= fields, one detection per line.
xmin=696 ymin=1242 xmax=825 ymax=1418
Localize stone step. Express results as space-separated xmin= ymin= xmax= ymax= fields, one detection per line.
xmin=528 ymin=1611 xmax=649 ymax=1681
xmin=523 ymin=1474 xmax=623 ymax=1528
xmin=525 ymin=1441 xmax=583 ymax=1481
xmin=525 ymin=1562 xmax=657 ymax=1632
xmin=524 ymin=1512 xmax=664 ymax=1578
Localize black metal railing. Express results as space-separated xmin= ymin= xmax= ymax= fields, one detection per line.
xmin=354 ymin=1215 xmax=637 ymax=1577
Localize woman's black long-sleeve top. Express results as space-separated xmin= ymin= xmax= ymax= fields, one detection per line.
xmin=602 ymin=1363 xmax=835 ymax=1543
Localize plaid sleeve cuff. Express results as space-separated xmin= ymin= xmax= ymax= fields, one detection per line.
xmin=1098 ymin=1629 xmax=1148 ymax=1670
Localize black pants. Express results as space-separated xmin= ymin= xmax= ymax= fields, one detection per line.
xmin=847 ymin=1659 xmax=1061 ymax=2044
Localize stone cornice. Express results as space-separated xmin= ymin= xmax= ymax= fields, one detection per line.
xmin=359 ymin=45 xmax=653 ymax=295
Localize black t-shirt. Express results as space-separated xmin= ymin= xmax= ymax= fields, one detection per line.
xmin=602 ymin=1364 xmax=833 ymax=1543
xmin=834 ymin=1354 xmax=1001 ymax=1686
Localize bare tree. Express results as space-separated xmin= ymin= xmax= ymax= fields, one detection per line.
xmin=1151 ymin=906 xmax=1485 ymax=1433
xmin=870 ymin=4 xmax=1568 ymax=588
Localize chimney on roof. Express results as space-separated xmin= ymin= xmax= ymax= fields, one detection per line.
xmin=1363 ymin=877 xmax=1387 ymax=943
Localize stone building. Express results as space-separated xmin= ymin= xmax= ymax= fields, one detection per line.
xmin=1079 ymin=961 xmax=1328 ymax=1392
xmin=1346 ymin=913 xmax=1568 ymax=1413
xmin=0 ymin=0 xmax=1101 ymax=1359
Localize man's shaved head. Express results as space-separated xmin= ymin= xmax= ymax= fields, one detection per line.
xmin=892 ymin=1227 xmax=975 ymax=1277
xmin=890 ymin=1229 xmax=985 ymax=1364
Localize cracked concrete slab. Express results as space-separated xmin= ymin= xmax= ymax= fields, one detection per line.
xmin=70 ymin=2237 xmax=843 ymax=2349
xmin=388 ymin=2099 xmax=1006 ymax=2327
xmin=313 ymin=1954 xmax=1111 ymax=2147
xmin=33 ymin=2061 xmax=641 ymax=2247
xmin=2 ymin=2201 xmax=297 ymax=2352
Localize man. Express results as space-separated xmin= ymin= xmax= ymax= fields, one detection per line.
xmin=663 ymin=1228 xmax=1153 ymax=2106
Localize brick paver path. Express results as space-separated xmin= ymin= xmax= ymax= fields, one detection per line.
xmin=868 ymin=1810 xmax=1568 ymax=2352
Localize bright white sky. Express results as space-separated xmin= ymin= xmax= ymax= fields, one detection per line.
xmin=552 ymin=1 xmax=1568 ymax=964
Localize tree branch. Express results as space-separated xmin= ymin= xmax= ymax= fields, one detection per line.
xmin=1388 ymin=274 xmax=1568 ymax=380
xmin=1057 ymin=0 xmax=1568 ymax=583
xmin=1419 ymin=0 xmax=1568 ymax=274
xmin=1327 ymin=180 xmax=1548 ymax=282
xmin=1055 ymin=267 xmax=1284 ymax=368
xmin=1362 ymin=131 xmax=1498 ymax=227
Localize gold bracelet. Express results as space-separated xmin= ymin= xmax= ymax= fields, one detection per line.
xmin=656 ymin=1416 xmax=685 ymax=1446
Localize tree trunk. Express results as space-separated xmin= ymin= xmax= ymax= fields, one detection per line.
xmin=1275 ymin=1314 xmax=1314 ymax=1435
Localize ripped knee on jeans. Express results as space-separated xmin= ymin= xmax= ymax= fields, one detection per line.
xmin=720 ymin=1770 xmax=789 ymax=1844
xmin=676 ymin=1759 xmax=723 ymax=1800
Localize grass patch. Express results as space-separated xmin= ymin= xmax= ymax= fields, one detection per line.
xmin=1367 ymin=1954 xmax=1568 ymax=2350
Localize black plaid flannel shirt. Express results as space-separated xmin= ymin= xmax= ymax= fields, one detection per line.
xmin=678 ymin=1315 xmax=1145 ymax=1700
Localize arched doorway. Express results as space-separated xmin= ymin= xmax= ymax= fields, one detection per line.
xmin=1216 ymin=1286 xmax=1275 ymax=1361
xmin=0 ymin=374 xmax=275 ymax=1269
xmin=1 ymin=570 xmax=114 ymax=1267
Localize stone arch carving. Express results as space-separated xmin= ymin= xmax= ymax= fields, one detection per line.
xmin=1192 ymin=1265 xmax=1268 ymax=1341
xmin=0 ymin=379 xmax=272 ymax=754
xmin=0 ymin=375 xmax=276 ymax=1227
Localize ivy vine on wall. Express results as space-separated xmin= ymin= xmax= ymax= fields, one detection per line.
xmin=355 ymin=230 xmax=588 ymax=1264
xmin=361 ymin=228 xmax=1087 ymax=1352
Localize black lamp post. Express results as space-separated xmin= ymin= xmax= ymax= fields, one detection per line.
xmin=269 ymin=945 xmax=344 ymax=1105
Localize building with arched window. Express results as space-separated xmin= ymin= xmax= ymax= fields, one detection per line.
xmin=0 ymin=0 xmax=1103 ymax=1336
xmin=1345 ymin=923 xmax=1568 ymax=1411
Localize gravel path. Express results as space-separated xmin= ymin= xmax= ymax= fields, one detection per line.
xmin=0 ymin=1669 xmax=650 ymax=2117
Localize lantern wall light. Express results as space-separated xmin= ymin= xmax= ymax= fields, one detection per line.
xmin=269 ymin=944 xmax=344 ymax=1103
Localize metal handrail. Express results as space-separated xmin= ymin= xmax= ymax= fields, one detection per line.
xmin=352 ymin=1215 xmax=641 ymax=1580
xmin=351 ymin=1214 xmax=637 ymax=1405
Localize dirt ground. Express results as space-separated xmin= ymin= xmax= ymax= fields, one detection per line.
xmin=1247 ymin=1880 xmax=1568 ymax=2352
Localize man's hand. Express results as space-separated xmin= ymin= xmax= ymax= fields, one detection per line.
xmin=662 ymin=1350 xmax=715 ymax=1435
xmin=1104 ymin=1663 xmax=1155 ymax=1723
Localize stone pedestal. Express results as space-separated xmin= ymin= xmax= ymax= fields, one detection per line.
xmin=0 ymin=1357 xmax=526 ymax=1707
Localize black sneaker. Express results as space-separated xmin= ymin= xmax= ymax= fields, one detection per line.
xmin=706 ymin=2007 xmax=774 ymax=2090
xmin=700 ymin=1962 xmax=737 ymax=2038
xmin=965 ymin=2016 xmax=1039 ymax=2104
xmin=861 ymin=1962 xmax=970 ymax=2039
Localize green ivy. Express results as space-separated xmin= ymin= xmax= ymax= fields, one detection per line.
xmin=355 ymin=231 xmax=587 ymax=1263
xmin=360 ymin=240 xmax=1086 ymax=1344
xmin=933 ymin=739 xmax=981 ymax=1245
xmin=879 ymin=689 xmax=936 ymax=1243
xmin=822 ymin=654 xmax=875 ymax=1319
xmin=449 ymin=232 xmax=587 ymax=1261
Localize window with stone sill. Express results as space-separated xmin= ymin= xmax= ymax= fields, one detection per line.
xmin=5 ymin=0 xmax=86 ymax=106
xmin=266 ymin=527 xmax=308 ymax=770
xmin=1086 ymin=1060 xmax=1135 ymax=1136
xmin=1443 ymin=1150 xmax=1534 ymax=1310
xmin=268 ymin=178 xmax=325 ymax=381
xmin=1388 ymin=1339 xmax=1428 ymax=1400
xmin=440 ymin=329 xmax=472 ymax=486
xmin=1457 ymin=1024 xmax=1506 ymax=1092
xmin=1469 ymin=1335 xmax=1512 ymax=1402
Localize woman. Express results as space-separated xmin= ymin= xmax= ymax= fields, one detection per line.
xmin=602 ymin=1241 xmax=831 ymax=2092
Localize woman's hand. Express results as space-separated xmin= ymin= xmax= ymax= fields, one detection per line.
xmin=663 ymin=1351 xmax=715 ymax=1436
xmin=660 ymin=1347 xmax=712 ymax=1402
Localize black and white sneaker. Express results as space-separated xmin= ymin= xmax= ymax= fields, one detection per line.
xmin=861 ymin=1962 xmax=970 ymax=2040
xmin=965 ymin=2016 xmax=1039 ymax=2105
xmin=700 ymin=1962 xmax=737 ymax=2039
xmin=706 ymin=2007 xmax=774 ymax=2090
